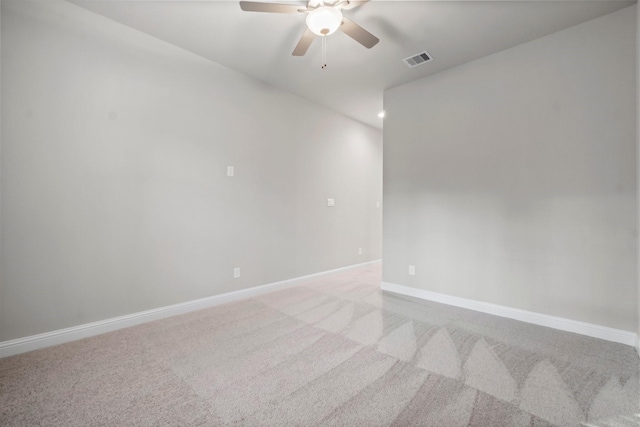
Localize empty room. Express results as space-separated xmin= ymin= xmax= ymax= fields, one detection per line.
xmin=1 ymin=0 xmax=639 ymax=425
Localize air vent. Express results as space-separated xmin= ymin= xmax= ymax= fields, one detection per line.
xmin=404 ymin=51 xmax=432 ymax=68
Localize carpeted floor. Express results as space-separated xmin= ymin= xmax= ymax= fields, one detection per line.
xmin=1 ymin=263 xmax=638 ymax=426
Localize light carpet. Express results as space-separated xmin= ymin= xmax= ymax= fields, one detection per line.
xmin=1 ymin=263 xmax=639 ymax=426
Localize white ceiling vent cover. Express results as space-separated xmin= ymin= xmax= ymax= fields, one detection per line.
xmin=404 ymin=51 xmax=432 ymax=68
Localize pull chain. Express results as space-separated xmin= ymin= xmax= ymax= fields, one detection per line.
xmin=321 ymin=35 xmax=327 ymax=69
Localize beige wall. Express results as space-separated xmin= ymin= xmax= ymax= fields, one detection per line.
xmin=0 ymin=1 xmax=382 ymax=341
xmin=383 ymin=6 xmax=637 ymax=332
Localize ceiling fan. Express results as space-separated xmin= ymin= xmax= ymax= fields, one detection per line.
xmin=239 ymin=0 xmax=379 ymax=66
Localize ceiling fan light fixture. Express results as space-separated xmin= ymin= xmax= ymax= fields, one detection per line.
xmin=306 ymin=6 xmax=343 ymax=36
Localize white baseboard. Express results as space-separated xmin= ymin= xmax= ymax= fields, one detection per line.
xmin=380 ymin=281 xmax=639 ymax=348
xmin=0 ymin=260 xmax=381 ymax=358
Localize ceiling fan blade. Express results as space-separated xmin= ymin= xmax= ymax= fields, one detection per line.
xmin=239 ymin=1 xmax=303 ymax=13
xmin=292 ymin=28 xmax=315 ymax=56
xmin=340 ymin=17 xmax=379 ymax=49
xmin=339 ymin=0 xmax=369 ymax=10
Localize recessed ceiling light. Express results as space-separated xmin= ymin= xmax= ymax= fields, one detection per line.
xmin=378 ymin=111 xmax=385 ymax=118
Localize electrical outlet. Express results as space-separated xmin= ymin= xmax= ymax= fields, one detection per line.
xmin=376 ymin=201 xmax=381 ymax=208
xmin=408 ymin=265 xmax=415 ymax=276
xmin=227 ymin=166 xmax=235 ymax=177
xmin=358 ymin=248 xmax=362 ymax=255
xmin=327 ymin=198 xmax=335 ymax=207
xmin=233 ymin=267 xmax=240 ymax=279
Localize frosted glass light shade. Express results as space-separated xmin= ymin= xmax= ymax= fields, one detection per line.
xmin=306 ymin=6 xmax=343 ymax=36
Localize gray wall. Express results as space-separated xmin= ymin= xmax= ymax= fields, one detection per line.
xmin=637 ymin=3 xmax=640 ymax=346
xmin=383 ymin=6 xmax=637 ymax=332
xmin=0 ymin=0 xmax=382 ymax=341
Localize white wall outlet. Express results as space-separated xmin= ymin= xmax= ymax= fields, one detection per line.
xmin=227 ymin=166 xmax=235 ymax=177
xmin=376 ymin=201 xmax=381 ymax=208
xmin=408 ymin=265 xmax=415 ymax=276
xmin=233 ymin=267 xmax=240 ymax=279
xmin=358 ymin=248 xmax=362 ymax=255
xmin=327 ymin=198 xmax=335 ymax=207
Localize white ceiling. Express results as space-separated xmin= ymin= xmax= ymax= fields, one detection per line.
xmin=71 ymin=0 xmax=634 ymax=129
